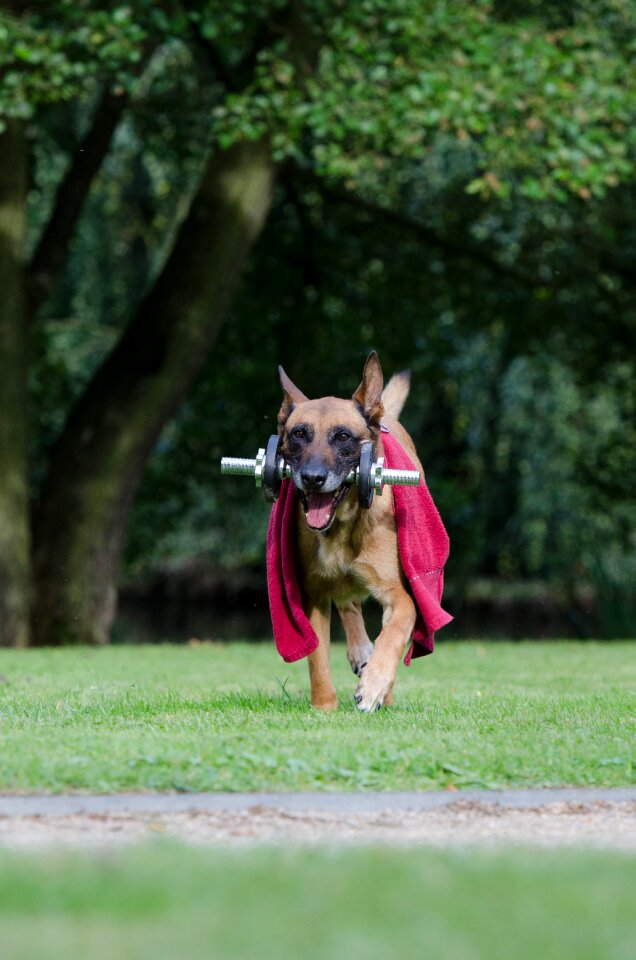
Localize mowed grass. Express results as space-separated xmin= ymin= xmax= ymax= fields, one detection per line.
xmin=1 ymin=844 xmax=635 ymax=960
xmin=0 ymin=641 xmax=634 ymax=792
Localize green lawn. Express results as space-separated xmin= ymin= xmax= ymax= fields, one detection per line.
xmin=0 ymin=641 xmax=634 ymax=792
xmin=1 ymin=844 xmax=635 ymax=960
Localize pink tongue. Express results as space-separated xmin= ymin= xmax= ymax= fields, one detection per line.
xmin=305 ymin=491 xmax=334 ymax=529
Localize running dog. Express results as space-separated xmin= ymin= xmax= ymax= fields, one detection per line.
xmin=277 ymin=351 xmax=424 ymax=712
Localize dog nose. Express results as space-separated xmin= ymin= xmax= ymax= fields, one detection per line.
xmin=301 ymin=468 xmax=328 ymax=489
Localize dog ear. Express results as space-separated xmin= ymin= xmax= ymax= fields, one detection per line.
xmin=352 ymin=351 xmax=384 ymax=425
xmin=278 ymin=365 xmax=309 ymax=431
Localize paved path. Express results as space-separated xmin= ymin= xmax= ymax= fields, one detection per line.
xmin=1 ymin=788 xmax=635 ymax=850
xmin=1 ymin=785 xmax=635 ymax=816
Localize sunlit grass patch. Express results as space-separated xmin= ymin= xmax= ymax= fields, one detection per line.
xmin=0 ymin=641 xmax=634 ymax=792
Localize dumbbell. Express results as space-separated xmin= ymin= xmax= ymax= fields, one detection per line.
xmin=220 ymin=435 xmax=420 ymax=508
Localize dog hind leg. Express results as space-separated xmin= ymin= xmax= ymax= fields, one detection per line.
xmin=306 ymin=602 xmax=338 ymax=711
xmin=337 ymin=601 xmax=374 ymax=678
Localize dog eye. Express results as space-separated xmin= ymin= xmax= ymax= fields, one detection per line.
xmin=337 ymin=431 xmax=351 ymax=443
xmin=291 ymin=428 xmax=306 ymax=440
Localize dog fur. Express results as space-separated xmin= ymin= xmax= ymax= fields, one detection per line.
xmin=277 ymin=351 xmax=424 ymax=712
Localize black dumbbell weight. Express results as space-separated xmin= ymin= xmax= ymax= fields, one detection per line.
xmin=262 ymin=433 xmax=283 ymax=502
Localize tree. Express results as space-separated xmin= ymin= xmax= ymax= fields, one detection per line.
xmin=1 ymin=1 xmax=635 ymax=644
xmin=32 ymin=136 xmax=275 ymax=644
xmin=0 ymin=118 xmax=29 ymax=647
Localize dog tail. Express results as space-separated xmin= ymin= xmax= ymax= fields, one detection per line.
xmin=381 ymin=370 xmax=411 ymax=420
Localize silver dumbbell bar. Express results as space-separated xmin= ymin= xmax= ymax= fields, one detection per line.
xmin=220 ymin=450 xmax=420 ymax=494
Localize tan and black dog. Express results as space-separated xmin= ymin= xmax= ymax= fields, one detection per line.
xmin=277 ymin=351 xmax=424 ymax=712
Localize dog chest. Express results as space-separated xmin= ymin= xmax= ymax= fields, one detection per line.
xmin=311 ymin=535 xmax=369 ymax=601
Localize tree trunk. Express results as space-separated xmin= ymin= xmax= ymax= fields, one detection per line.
xmin=32 ymin=137 xmax=275 ymax=645
xmin=0 ymin=120 xmax=30 ymax=647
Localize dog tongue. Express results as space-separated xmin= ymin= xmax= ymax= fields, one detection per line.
xmin=305 ymin=491 xmax=334 ymax=529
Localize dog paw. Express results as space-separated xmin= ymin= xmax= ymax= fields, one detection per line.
xmin=347 ymin=639 xmax=374 ymax=677
xmin=311 ymin=694 xmax=339 ymax=712
xmin=353 ymin=669 xmax=392 ymax=713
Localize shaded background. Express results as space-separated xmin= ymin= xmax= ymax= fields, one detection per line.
xmin=1 ymin=1 xmax=635 ymax=646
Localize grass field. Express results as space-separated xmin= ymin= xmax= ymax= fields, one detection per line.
xmin=0 ymin=640 xmax=634 ymax=793
xmin=0 ymin=843 xmax=634 ymax=960
xmin=1 ymin=641 xmax=634 ymax=960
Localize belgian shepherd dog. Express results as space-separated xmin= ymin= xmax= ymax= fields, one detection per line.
xmin=277 ymin=351 xmax=424 ymax=712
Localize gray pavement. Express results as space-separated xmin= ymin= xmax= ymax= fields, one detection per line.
xmin=1 ymin=785 xmax=635 ymax=816
xmin=1 ymin=788 xmax=635 ymax=849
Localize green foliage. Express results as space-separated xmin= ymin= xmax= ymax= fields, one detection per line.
xmin=498 ymin=356 xmax=636 ymax=631
xmin=120 ymin=170 xmax=636 ymax=631
xmin=0 ymin=2 xmax=146 ymax=120
xmin=215 ymin=0 xmax=636 ymax=200
xmin=0 ymin=1 xmax=287 ymax=124
xmin=3 ymin=2 xmax=636 ymax=198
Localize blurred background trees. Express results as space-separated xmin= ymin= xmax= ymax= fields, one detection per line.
xmin=0 ymin=1 xmax=634 ymax=645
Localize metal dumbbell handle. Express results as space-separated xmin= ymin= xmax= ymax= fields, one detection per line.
xmin=219 ymin=457 xmax=263 ymax=477
xmin=370 ymin=466 xmax=421 ymax=488
xmin=220 ymin=453 xmax=420 ymax=490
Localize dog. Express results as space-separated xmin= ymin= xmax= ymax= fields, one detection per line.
xmin=277 ymin=350 xmax=425 ymax=712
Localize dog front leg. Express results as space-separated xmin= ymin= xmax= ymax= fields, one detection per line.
xmin=338 ymin=601 xmax=374 ymax=678
xmin=354 ymin=588 xmax=416 ymax=712
xmin=306 ymin=602 xmax=338 ymax=711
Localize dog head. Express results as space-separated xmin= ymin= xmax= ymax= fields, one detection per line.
xmin=277 ymin=352 xmax=385 ymax=532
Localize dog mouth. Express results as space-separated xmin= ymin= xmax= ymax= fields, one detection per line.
xmin=299 ymin=484 xmax=350 ymax=531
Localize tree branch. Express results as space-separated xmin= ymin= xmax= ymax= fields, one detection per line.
xmin=27 ymin=88 xmax=128 ymax=317
xmin=186 ymin=1 xmax=319 ymax=93
xmin=282 ymin=171 xmax=322 ymax=289
xmin=187 ymin=5 xmax=292 ymax=93
xmin=307 ymin=176 xmax=549 ymax=290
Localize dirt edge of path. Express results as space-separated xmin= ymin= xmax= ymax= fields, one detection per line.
xmin=1 ymin=793 xmax=635 ymax=851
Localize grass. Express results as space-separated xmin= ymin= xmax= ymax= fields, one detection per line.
xmin=1 ymin=642 xmax=634 ymax=960
xmin=0 ymin=843 xmax=635 ymax=960
xmin=0 ymin=640 xmax=634 ymax=792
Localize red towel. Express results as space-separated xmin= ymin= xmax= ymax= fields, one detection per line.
xmin=266 ymin=430 xmax=452 ymax=664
